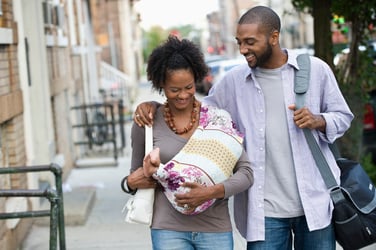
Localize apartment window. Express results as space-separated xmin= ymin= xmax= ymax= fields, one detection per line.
xmin=42 ymin=1 xmax=53 ymax=27
xmin=44 ymin=0 xmax=68 ymax=47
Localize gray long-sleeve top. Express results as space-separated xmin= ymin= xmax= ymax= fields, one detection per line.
xmin=130 ymin=105 xmax=253 ymax=232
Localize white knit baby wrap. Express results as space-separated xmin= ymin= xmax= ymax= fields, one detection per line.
xmin=153 ymin=105 xmax=244 ymax=215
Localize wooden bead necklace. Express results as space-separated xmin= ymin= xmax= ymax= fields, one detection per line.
xmin=164 ymin=97 xmax=199 ymax=135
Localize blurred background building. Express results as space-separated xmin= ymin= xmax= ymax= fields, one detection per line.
xmin=207 ymin=0 xmax=314 ymax=59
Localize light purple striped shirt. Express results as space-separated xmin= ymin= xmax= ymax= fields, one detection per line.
xmin=203 ymin=49 xmax=354 ymax=241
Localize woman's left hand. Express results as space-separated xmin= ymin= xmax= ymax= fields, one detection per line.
xmin=174 ymin=182 xmax=218 ymax=211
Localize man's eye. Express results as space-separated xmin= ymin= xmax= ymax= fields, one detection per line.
xmin=246 ymin=40 xmax=255 ymax=46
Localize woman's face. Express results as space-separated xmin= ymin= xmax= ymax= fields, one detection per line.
xmin=163 ymin=69 xmax=196 ymax=111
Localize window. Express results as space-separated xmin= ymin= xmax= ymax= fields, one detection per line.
xmin=42 ymin=1 xmax=53 ymax=26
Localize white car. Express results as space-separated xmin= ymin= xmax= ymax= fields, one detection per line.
xmin=334 ymin=41 xmax=376 ymax=66
xmin=207 ymin=58 xmax=246 ymax=86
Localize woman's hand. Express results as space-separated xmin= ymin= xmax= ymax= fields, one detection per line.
xmin=127 ymin=167 xmax=157 ymax=190
xmin=134 ymin=102 xmax=157 ymax=127
xmin=174 ymin=182 xmax=225 ymax=212
xmin=143 ymin=148 xmax=161 ymax=177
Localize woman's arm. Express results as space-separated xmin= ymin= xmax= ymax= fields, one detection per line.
xmin=121 ymin=122 xmax=157 ymax=194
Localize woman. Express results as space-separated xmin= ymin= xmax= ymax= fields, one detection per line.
xmin=121 ymin=35 xmax=253 ymax=250
xmin=143 ymin=103 xmax=247 ymax=216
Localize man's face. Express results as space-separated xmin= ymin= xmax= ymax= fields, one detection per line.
xmin=236 ymin=23 xmax=273 ymax=69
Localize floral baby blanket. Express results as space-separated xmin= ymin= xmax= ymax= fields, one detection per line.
xmin=153 ymin=105 xmax=244 ymax=215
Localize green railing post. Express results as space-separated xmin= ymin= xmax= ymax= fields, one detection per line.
xmin=46 ymin=188 xmax=59 ymax=250
xmin=50 ymin=163 xmax=66 ymax=250
xmin=0 ymin=164 xmax=66 ymax=250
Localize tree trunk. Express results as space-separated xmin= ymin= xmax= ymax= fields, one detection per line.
xmin=335 ymin=15 xmax=366 ymax=161
xmin=312 ymin=0 xmax=334 ymax=70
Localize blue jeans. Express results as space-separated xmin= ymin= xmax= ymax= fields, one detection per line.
xmin=151 ymin=229 xmax=233 ymax=250
xmin=247 ymin=216 xmax=335 ymax=250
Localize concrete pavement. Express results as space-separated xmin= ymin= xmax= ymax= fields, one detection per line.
xmin=20 ymin=82 xmax=376 ymax=250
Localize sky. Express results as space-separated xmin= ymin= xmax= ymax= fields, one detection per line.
xmin=134 ymin=0 xmax=219 ymax=30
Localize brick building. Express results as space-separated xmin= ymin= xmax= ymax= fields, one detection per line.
xmin=0 ymin=0 xmax=141 ymax=249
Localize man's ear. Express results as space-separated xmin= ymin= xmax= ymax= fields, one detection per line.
xmin=270 ymin=30 xmax=279 ymax=46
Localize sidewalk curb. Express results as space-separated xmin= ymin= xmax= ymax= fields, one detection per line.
xmin=35 ymin=187 xmax=96 ymax=226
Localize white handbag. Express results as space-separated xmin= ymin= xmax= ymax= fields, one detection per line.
xmin=123 ymin=126 xmax=155 ymax=226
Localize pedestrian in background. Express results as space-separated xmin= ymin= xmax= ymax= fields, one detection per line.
xmin=122 ymin=35 xmax=253 ymax=250
xmin=134 ymin=6 xmax=354 ymax=250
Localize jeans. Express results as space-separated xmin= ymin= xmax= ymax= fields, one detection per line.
xmin=247 ymin=216 xmax=335 ymax=250
xmin=151 ymin=229 xmax=233 ymax=250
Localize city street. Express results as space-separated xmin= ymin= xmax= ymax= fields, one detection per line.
xmin=20 ymin=82 xmax=375 ymax=250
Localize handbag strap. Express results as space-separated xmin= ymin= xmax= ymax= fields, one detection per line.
xmin=145 ymin=125 xmax=153 ymax=154
xmin=294 ymin=54 xmax=346 ymax=204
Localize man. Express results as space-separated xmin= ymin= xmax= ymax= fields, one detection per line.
xmin=134 ymin=6 xmax=354 ymax=249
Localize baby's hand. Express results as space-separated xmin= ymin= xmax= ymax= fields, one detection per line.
xmin=143 ymin=148 xmax=161 ymax=177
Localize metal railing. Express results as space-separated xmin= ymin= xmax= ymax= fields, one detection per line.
xmin=71 ymin=100 xmax=127 ymax=161
xmin=99 ymin=61 xmax=132 ymax=108
xmin=0 ymin=163 xmax=66 ymax=250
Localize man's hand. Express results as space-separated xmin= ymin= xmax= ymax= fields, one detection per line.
xmin=134 ymin=101 xmax=157 ymax=127
xmin=288 ymin=104 xmax=326 ymax=132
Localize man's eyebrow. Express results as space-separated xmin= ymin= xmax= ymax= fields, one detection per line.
xmin=236 ymin=37 xmax=255 ymax=42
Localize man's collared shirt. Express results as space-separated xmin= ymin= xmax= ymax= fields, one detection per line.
xmin=203 ymin=50 xmax=354 ymax=241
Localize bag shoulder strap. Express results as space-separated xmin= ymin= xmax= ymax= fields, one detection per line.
xmin=294 ymin=53 xmax=311 ymax=109
xmin=293 ymin=54 xmax=345 ymax=203
xmin=145 ymin=125 xmax=153 ymax=154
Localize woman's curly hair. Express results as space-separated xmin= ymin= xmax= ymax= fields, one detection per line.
xmin=146 ymin=35 xmax=208 ymax=93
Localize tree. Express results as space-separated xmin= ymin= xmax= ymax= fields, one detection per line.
xmin=292 ymin=0 xmax=334 ymax=67
xmin=142 ymin=26 xmax=168 ymax=63
xmin=142 ymin=25 xmax=203 ymax=64
xmin=292 ymin=0 xmax=376 ymax=162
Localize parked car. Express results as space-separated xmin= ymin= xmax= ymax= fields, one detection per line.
xmin=363 ymin=90 xmax=376 ymax=163
xmin=196 ymin=55 xmax=228 ymax=94
xmin=334 ymin=41 xmax=376 ymax=66
xmin=199 ymin=58 xmax=245 ymax=95
xmin=204 ymin=55 xmax=228 ymax=64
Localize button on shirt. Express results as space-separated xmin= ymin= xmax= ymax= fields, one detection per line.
xmin=203 ymin=50 xmax=354 ymax=241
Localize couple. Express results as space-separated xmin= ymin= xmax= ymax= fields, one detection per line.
xmin=124 ymin=6 xmax=354 ymax=250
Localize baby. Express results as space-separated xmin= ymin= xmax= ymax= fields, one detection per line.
xmin=143 ymin=105 xmax=244 ymax=215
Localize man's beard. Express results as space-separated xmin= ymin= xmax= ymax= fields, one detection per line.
xmin=250 ymin=43 xmax=273 ymax=69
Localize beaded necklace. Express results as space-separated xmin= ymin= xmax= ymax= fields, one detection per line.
xmin=163 ymin=97 xmax=200 ymax=135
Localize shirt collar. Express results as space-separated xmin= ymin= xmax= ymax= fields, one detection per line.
xmin=285 ymin=49 xmax=301 ymax=70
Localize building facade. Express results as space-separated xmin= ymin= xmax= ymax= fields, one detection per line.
xmin=207 ymin=0 xmax=314 ymax=58
xmin=0 ymin=0 xmax=141 ymax=248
